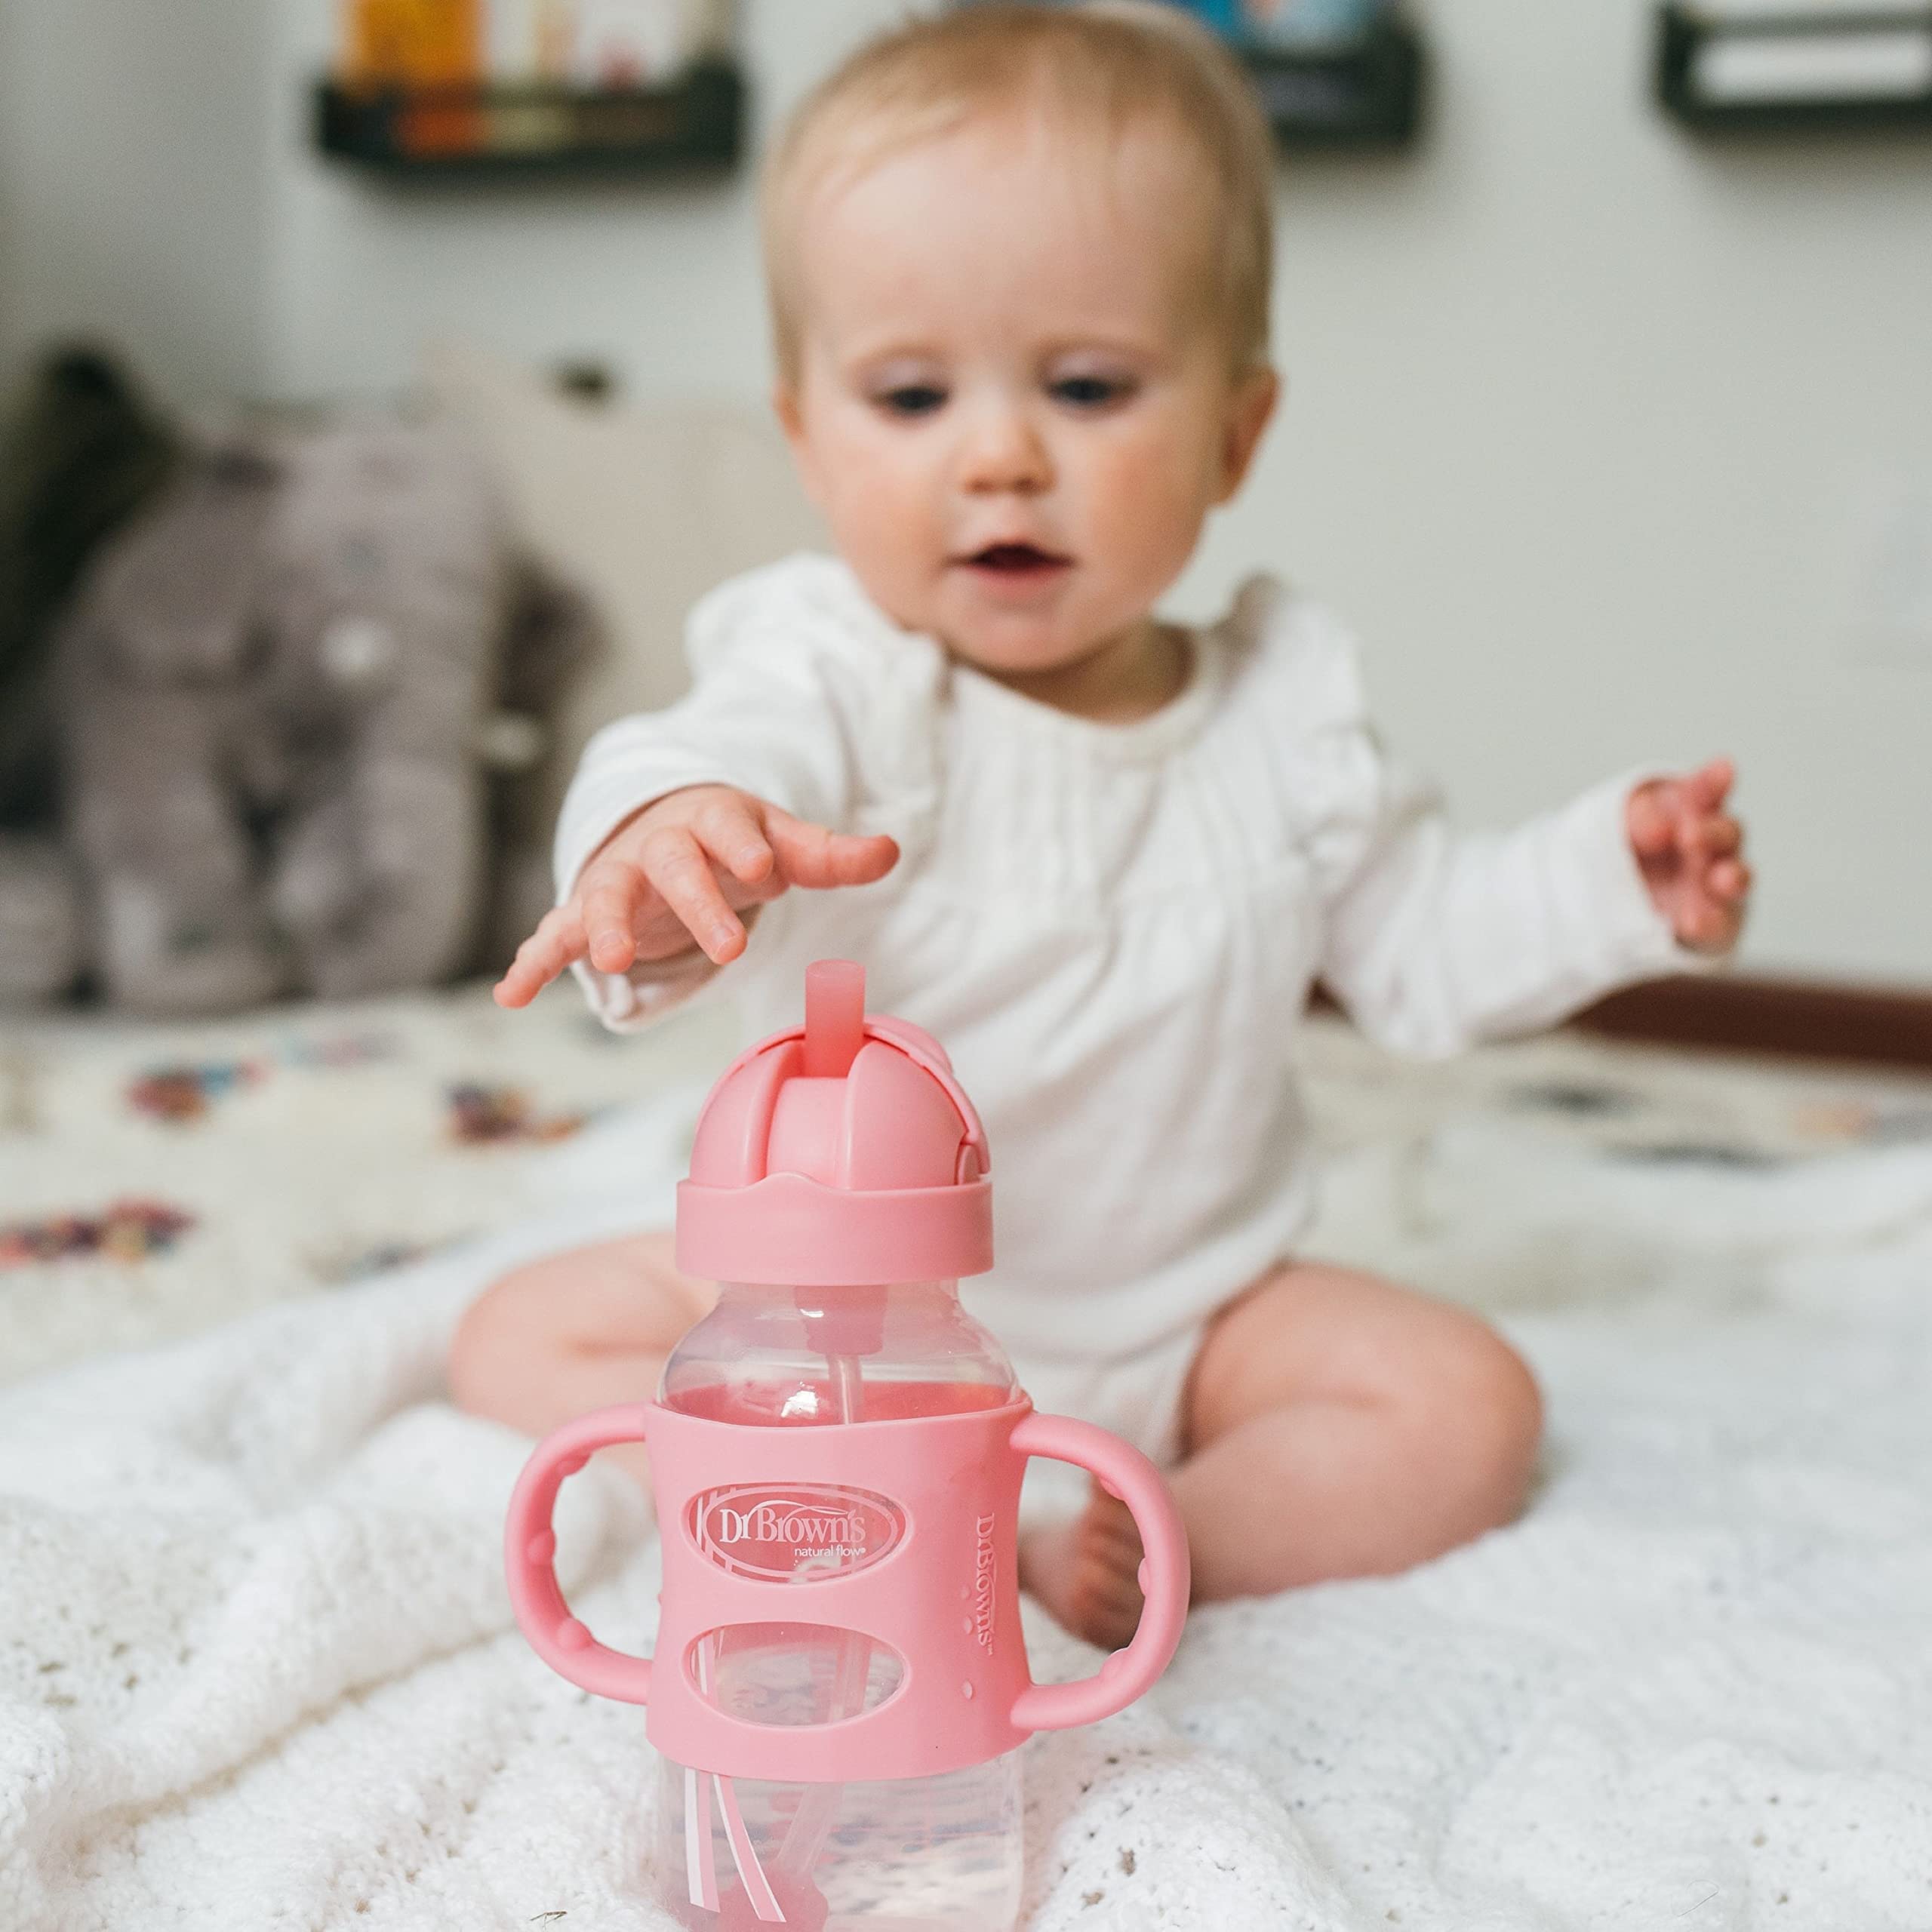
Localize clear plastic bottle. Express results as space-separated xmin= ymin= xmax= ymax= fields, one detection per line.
xmin=653 ymin=1277 xmax=1025 ymax=1931
xmin=507 ymin=966 xmax=1183 ymax=1926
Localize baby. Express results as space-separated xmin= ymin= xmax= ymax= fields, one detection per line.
xmin=451 ymin=2 xmax=1750 ymax=1651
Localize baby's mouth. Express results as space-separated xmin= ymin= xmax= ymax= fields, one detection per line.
xmin=957 ymin=542 xmax=1072 ymax=578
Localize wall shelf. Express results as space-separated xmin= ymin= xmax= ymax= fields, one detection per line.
xmin=312 ymin=60 xmax=743 ymax=180
xmin=312 ymin=14 xmax=1428 ymax=180
xmin=1656 ymin=3 xmax=1932 ymax=134
xmin=1239 ymin=18 xmax=1426 ymax=149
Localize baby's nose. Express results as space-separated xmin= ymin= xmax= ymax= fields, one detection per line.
xmin=958 ymin=405 xmax=1053 ymax=495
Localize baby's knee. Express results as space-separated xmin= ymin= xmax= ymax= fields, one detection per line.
xmin=447 ymin=1258 xmax=555 ymax=1420
xmin=1424 ymin=1322 xmax=1543 ymax=1529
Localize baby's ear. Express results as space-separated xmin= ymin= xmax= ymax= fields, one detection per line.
xmin=771 ymin=382 xmax=803 ymax=444
xmin=1216 ymin=368 xmax=1280 ymax=505
xmin=771 ymin=383 xmax=826 ymax=509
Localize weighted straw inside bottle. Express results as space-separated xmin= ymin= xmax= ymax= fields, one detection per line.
xmin=774 ymin=1343 xmax=873 ymax=1886
xmin=685 ymin=1287 xmax=887 ymax=1921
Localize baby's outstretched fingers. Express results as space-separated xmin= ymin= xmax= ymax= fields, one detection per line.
xmin=1709 ymin=857 xmax=1752 ymax=901
xmin=693 ymin=791 xmax=777 ymax=886
xmin=638 ymin=824 xmax=747 ymax=964
xmin=495 ymin=906 xmax=586 ymax=1008
xmin=1690 ymin=755 xmax=1736 ymax=808
xmin=1703 ymin=814 xmax=1743 ymax=859
xmin=582 ymin=860 xmax=647 ymax=974
xmin=1626 ymin=782 xmax=1678 ymax=860
xmin=764 ymin=808 xmax=900 ymax=891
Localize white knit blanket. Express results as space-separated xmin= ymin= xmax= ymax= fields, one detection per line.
xmin=4 ymin=1112 xmax=1931 ymax=1930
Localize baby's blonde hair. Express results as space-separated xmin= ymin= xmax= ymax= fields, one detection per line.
xmin=761 ymin=2 xmax=1276 ymax=386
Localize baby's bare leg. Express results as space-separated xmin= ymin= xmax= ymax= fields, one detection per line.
xmin=1174 ymin=1263 xmax=1543 ymax=1601
xmin=447 ymin=1231 xmax=714 ymax=1485
xmin=1023 ymin=1263 xmax=1542 ymax=1647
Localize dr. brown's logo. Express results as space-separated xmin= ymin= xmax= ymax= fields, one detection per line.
xmin=970 ymin=1512 xmax=998 ymax=1654
xmin=690 ymin=1484 xmax=905 ymax=1582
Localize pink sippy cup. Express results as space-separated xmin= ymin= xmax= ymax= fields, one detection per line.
xmin=505 ymin=960 xmax=1189 ymax=1930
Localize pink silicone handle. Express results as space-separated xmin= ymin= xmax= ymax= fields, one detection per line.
xmin=1007 ymin=1412 xmax=1190 ymax=1732
xmin=503 ymin=1404 xmax=655 ymax=1705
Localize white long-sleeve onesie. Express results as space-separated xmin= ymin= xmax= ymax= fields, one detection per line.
xmin=559 ymin=553 xmax=1694 ymax=1460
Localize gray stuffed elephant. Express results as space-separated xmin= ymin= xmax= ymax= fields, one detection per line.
xmin=57 ymin=417 xmax=589 ymax=1014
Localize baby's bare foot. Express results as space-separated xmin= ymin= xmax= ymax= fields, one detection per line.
xmin=1018 ymin=1482 xmax=1146 ymax=1652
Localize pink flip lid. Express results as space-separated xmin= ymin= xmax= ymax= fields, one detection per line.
xmin=675 ymin=961 xmax=994 ymax=1285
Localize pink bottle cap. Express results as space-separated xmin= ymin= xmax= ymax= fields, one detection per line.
xmin=675 ymin=961 xmax=993 ymax=1286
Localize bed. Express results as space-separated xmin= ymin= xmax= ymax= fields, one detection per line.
xmin=3 ymin=980 xmax=1930 ymax=1929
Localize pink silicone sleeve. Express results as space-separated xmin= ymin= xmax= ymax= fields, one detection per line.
xmin=503 ymin=1403 xmax=655 ymax=1705
xmin=506 ymin=1399 xmax=1190 ymax=1766
xmin=1007 ymin=1412 xmax=1190 ymax=1732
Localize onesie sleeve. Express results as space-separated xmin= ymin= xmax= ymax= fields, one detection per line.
xmin=553 ymin=553 xmax=934 ymax=1031
xmin=1258 ymin=589 xmax=1712 ymax=1060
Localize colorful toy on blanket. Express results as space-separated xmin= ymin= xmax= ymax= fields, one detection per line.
xmin=128 ymin=1059 xmax=268 ymax=1124
xmin=506 ymin=961 xmax=1190 ymax=1930
xmin=125 ymin=1035 xmax=397 ymax=1124
xmin=445 ymin=1081 xmax=586 ymax=1145
xmin=0 ymin=1198 xmax=196 ymax=1269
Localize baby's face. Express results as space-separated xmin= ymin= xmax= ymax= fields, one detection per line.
xmin=776 ymin=113 xmax=1275 ymax=684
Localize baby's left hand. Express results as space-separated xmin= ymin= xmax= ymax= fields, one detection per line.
xmin=1626 ymin=757 xmax=1751 ymax=954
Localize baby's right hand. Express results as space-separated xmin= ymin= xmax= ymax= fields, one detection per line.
xmin=494 ymin=785 xmax=900 ymax=1008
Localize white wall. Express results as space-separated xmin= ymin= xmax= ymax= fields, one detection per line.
xmin=4 ymin=0 xmax=1928 ymax=981
xmin=1192 ymin=0 xmax=1932 ymax=988
xmin=0 ymin=0 xmax=277 ymax=403
xmin=261 ymin=0 xmax=896 ymax=404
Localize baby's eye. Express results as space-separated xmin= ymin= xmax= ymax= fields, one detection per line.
xmin=1048 ymin=373 xmax=1135 ymax=411
xmin=874 ymin=383 xmax=948 ymax=419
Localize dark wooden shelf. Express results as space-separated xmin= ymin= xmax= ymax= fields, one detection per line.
xmin=1239 ymin=18 xmax=1426 ymax=150
xmin=1656 ymin=3 xmax=1932 ymax=134
xmin=312 ymin=60 xmax=743 ymax=180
